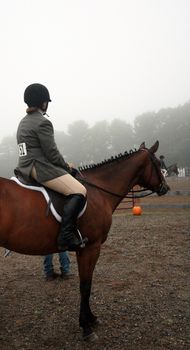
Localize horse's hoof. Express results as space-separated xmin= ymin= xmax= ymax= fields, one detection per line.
xmin=83 ymin=332 xmax=99 ymax=342
xmin=90 ymin=318 xmax=102 ymax=328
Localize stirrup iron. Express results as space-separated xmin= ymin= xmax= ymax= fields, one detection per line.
xmin=77 ymin=229 xmax=88 ymax=248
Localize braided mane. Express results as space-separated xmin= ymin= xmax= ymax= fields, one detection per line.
xmin=79 ymin=148 xmax=137 ymax=171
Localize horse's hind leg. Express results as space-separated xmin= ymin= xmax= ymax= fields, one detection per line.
xmin=77 ymin=245 xmax=100 ymax=341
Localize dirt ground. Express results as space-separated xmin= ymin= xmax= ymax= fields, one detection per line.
xmin=0 ymin=178 xmax=190 ymax=350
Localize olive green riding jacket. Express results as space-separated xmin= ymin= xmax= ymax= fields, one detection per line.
xmin=15 ymin=111 xmax=69 ymax=183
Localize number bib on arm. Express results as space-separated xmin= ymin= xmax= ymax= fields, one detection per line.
xmin=18 ymin=143 xmax=27 ymax=157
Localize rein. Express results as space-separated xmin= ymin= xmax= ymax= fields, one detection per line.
xmin=77 ymin=176 xmax=154 ymax=199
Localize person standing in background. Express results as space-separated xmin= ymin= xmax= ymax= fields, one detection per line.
xmin=43 ymin=251 xmax=71 ymax=281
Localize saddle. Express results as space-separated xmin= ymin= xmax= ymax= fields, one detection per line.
xmin=12 ymin=171 xmax=87 ymax=223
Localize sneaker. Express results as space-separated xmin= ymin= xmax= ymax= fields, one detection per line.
xmin=60 ymin=271 xmax=73 ymax=280
xmin=45 ymin=272 xmax=59 ymax=281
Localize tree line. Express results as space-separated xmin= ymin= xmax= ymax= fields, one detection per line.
xmin=0 ymin=101 xmax=190 ymax=178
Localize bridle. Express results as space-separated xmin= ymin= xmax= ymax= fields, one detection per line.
xmin=139 ymin=149 xmax=168 ymax=197
xmin=76 ymin=148 xmax=168 ymax=199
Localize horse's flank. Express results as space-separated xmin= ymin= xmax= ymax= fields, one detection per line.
xmin=0 ymin=177 xmax=59 ymax=254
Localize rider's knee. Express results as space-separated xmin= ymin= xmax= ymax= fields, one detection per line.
xmin=80 ymin=185 xmax=87 ymax=197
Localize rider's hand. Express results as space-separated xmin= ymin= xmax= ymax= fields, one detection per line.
xmin=67 ymin=162 xmax=78 ymax=177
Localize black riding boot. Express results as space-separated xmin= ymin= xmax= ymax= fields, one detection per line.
xmin=57 ymin=194 xmax=87 ymax=251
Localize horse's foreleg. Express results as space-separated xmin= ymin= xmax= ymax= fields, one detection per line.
xmin=77 ymin=245 xmax=101 ymax=340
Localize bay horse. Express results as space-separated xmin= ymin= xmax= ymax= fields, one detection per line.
xmin=166 ymin=163 xmax=179 ymax=176
xmin=0 ymin=141 xmax=169 ymax=341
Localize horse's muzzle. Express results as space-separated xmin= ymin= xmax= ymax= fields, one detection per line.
xmin=157 ymin=182 xmax=170 ymax=196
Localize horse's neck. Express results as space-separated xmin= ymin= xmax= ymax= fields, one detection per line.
xmin=86 ymin=152 xmax=145 ymax=211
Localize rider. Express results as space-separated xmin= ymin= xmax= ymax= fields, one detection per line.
xmin=15 ymin=83 xmax=87 ymax=251
xmin=159 ymin=155 xmax=167 ymax=171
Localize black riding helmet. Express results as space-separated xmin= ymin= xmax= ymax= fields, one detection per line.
xmin=24 ymin=83 xmax=51 ymax=107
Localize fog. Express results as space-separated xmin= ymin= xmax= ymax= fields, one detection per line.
xmin=0 ymin=0 xmax=189 ymax=142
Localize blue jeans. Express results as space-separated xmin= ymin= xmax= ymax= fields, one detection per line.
xmin=43 ymin=252 xmax=70 ymax=276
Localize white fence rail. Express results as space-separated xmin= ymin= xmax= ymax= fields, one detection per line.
xmin=178 ymin=167 xmax=190 ymax=177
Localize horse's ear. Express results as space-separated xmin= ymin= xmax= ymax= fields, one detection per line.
xmin=149 ymin=140 xmax=159 ymax=154
xmin=139 ymin=142 xmax=145 ymax=149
